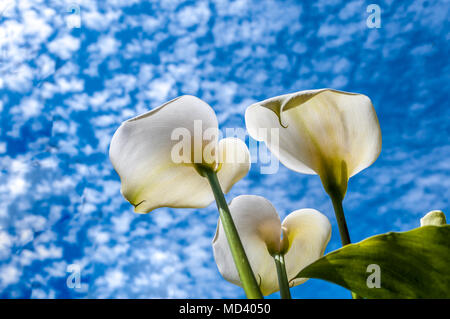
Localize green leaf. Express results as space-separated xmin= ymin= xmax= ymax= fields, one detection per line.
xmin=296 ymin=225 xmax=450 ymax=298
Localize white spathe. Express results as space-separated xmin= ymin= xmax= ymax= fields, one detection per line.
xmin=213 ymin=195 xmax=331 ymax=296
xmin=245 ymin=89 xmax=382 ymax=197
xmin=109 ymin=95 xmax=250 ymax=213
xmin=420 ymin=210 xmax=446 ymax=227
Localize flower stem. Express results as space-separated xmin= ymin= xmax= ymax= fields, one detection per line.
xmin=329 ymin=193 xmax=351 ymax=246
xmin=199 ymin=166 xmax=263 ymax=299
xmin=273 ymin=253 xmax=291 ymax=299
xmin=329 ymin=192 xmax=362 ymax=299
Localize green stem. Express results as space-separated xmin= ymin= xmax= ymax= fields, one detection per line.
xmin=273 ymin=253 xmax=291 ymax=299
xmin=199 ymin=166 xmax=263 ymax=299
xmin=329 ymin=193 xmax=351 ymax=246
xmin=329 ymin=192 xmax=362 ymax=299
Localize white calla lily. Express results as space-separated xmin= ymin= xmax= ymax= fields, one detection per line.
xmin=109 ymin=95 xmax=250 ymax=213
xmin=245 ymin=89 xmax=382 ymax=199
xmin=420 ymin=210 xmax=446 ymax=227
xmin=213 ymin=195 xmax=331 ymax=296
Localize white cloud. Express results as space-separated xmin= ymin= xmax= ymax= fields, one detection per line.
xmin=48 ymin=35 xmax=80 ymax=59
xmin=0 ymin=265 xmax=20 ymax=286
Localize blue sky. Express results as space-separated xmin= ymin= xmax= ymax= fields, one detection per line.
xmin=0 ymin=0 xmax=448 ymax=298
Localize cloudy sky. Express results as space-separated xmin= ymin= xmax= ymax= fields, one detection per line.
xmin=0 ymin=0 xmax=448 ymax=298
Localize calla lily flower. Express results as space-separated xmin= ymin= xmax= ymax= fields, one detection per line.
xmin=420 ymin=210 xmax=446 ymax=227
xmin=245 ymin=89 xmax=382 ymax=199
xmin=213 ymin=195 xmax=331 ymax=296
xmin=109 ymin=95 xmax=250 ymax=213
